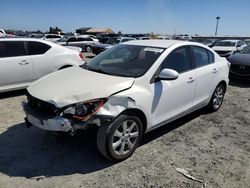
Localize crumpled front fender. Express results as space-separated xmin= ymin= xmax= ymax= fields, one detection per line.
xmin=96 ymin=96 xmax=136 ymax=117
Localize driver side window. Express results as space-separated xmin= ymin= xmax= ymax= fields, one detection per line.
xmin=161 ymin=47 xmax=191 ymax=73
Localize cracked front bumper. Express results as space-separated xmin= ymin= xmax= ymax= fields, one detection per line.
xmin=22 ymin=102 xmax=115 ymax=132
xmin=23 ymin=102 xmax=73 ymax=132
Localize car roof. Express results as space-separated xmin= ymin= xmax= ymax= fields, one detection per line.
xmin=220 ymin=40 xmax=240 ymax=42
xmin=0 ymin=37 xmax=61 ymax=46
xmin=124 ymin=39 xmax=187 ymax=48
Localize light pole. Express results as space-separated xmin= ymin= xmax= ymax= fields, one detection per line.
xmin=215 ymin=16 xmax=220 ymax=36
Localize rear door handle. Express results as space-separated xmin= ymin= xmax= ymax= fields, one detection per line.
xmin=187 ymin=77 xmax=196 ymax=83
xmin=212 ymin=68 xmax=218 ymax=73
xmin=19 ymin=61 xmax=30 ymax=65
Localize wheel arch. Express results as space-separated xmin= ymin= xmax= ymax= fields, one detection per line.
xmin=59 ymin=64 xmax=73 ymax=70
xmin=119 ymin=108 xmax=148 ymax=133
xmin=218 ymin=80 xmax=227 ymax=91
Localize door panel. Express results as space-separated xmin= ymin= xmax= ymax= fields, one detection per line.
xmin=0 ymin=56 xmax=33 ymax=87
xmin=191 ymin=46 xmax=218 ymax=106
xmin=0 ymin=41 xmax=33 ymax=87
xmin=151 ymin=46 xmax=196 ymax=126
xmin=151 ymin=70 xmax=196 ymax=126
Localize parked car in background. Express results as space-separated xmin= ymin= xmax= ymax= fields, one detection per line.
xmin=23 ymin=40 xmax=229 ymax=161
xmin=138 ymin=37 xmax=150 ymax=40
xmin=42 ymin=34 xmax=63 ymax=42
xmin=0 ymin=29 xmax=6 ymax=37
xmin=57 ymin=36 xmax=99 ymax=52
xmin=92 ymin=37 xmax=135 ymax=55
xmin=200 ymin=39 xmax=220 ymax=48
xmin=212 ymin=40 xmax=247 ymax=58
xmin=228 ymin=45 xmax=250 ymax=80
xmin=0 ymin=38 xmax=83 ymax=92
xmin=244 ymin=39 xmax=250 ymax=45
xmin=158 ymin=36 xmax=171 ymax=40
xmin=29 ymin=33 xmax=45 ymax=39
xmin=174 ymin=35 xmax=192 ymax=41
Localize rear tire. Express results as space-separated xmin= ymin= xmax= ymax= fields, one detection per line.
xmin=97 ymin=114 xmax=143 ymax=161
xmin=207 ymin=83 xmax=225 ymax=112
xmin=85 ymin=45 xmax=92 ymax=52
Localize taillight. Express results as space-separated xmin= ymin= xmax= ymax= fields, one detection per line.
xmin=79 ymin=53 xmax=84 ymax=60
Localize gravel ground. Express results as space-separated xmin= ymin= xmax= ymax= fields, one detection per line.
xmin=0 ymin=75 xmax=249 ymax=188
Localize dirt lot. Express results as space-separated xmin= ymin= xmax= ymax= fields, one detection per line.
xmin=0 ymin=77 xmax=249 ymax=188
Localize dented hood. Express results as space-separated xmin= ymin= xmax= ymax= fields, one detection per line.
xmin=27 ymin=67 xmax=134 ymax=108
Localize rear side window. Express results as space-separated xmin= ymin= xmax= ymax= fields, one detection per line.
xmin=192 ymin=46 xmax=210 ymax=68
xmin=207 ymin=50 xmax=215 ymax=64
xmin=0 ymin=41 xmax=26 ymax=58
xmin=68 ymin=37 xmax=78 ymax=42
xmin=161 ymin=47 xmax=191 ymax=73
xmin=28 ymin=41 xmax=51 ymax=55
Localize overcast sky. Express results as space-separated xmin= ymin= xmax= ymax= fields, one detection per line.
xmin=1 ymin=0 xmax=250 ymax=36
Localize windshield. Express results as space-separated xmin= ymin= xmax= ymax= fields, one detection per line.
xmin=239 ymin=45 xmax=250 ymax=54
xmin=214 ymin=41 xmax=236 ymax=47
xmin=105 ymin=38 xmax=120 ymax=44
xmin=84 ymin=44 xmax=165 ymax=77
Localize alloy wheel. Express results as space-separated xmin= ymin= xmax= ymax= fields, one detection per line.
xmin=212 ymin=85 xmax=224 ymax=110
xmin=112 ymin=120 xmax=139 ymax=156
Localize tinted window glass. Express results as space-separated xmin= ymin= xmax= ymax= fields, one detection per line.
xmin=68 ymin=37 xmax=78 ymax=42
xmin=79 ymin=37 xmax=92 ymax=41
xmin=161 ymin=47 xmax=191 ymax=73
xmin=46 ymin=35 xmax=53 ymax=38
xmin=28 ymin=41 xmax=51 ymax=55
xmin=193 ymin=47 xmax=210 ymax=68
xmin=0 ymin=41 xmax=26 ymax=58
xmin=207 ymin=50 xmax=214 ymax=64
xmin=52 ymin=35 xmax=61 ymax=38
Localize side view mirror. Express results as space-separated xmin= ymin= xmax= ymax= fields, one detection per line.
xmin=158 ymin=68 xmax=179 ymax=80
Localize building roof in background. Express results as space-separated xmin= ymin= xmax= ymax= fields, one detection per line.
xmin=86 ymin=28 xmax=114 ymax=34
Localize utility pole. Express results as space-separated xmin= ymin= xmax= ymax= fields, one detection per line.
xmin=215 ymin=16 xmax=220 ymax=36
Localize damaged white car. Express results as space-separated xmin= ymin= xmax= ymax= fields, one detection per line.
xmin=23 ymin=40 xmax=229 ymax=161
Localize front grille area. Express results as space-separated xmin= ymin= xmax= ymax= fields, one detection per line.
xmin=230 ymin=64 xmax=250 ymax=75
xmin=26 ymin=93 xmax=57 ymax=115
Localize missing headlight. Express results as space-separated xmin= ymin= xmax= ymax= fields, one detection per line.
xmin=62 ymin=99 xmax=106 ymax=121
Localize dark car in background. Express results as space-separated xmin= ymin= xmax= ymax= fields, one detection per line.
xmin=92 ymin=37 xmax=135 ymax=55
xmin=57 ymin=36 xmax=100 ymax=52
xmin=228 ymin=45 xmax=250 ymax=80
xmin=200 ymin=39 xmax=220 ymax=48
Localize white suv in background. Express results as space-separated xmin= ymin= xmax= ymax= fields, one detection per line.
xmin=23 ymin=40 xmax=229 ymax=161
xmin=0 ymin=38 xmax=83 ymax=92
xmin=42 ymin=34 xmax=63 ymax=42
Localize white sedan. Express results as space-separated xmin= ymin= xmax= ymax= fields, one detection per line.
xmin=23 ymin=40 xmax=229 ymax=161
xmin=0 ymin=38 xmax=84 ymax=92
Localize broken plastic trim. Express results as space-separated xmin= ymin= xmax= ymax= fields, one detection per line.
xmin=60 ymin=98 xmax=107 ymax=121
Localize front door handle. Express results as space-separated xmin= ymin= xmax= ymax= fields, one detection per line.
xmin=187 ymin=77 xmax=195 ymax=83
xmin=212 ymin=68 xmax=218 ymax=73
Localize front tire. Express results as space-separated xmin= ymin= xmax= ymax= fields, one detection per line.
xmin=207 ymin=83 xmax=226 ymax=112
xmin=97 ymin=114 xmax=143 ymax=161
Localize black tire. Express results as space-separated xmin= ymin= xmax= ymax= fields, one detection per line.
xmin=97 ymin=114 xmax=143 ymax=161
xmin=207 ymin=83 xmax=226 ymax=112
xmin=85 ymin=45 xmax=92 ymax=52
